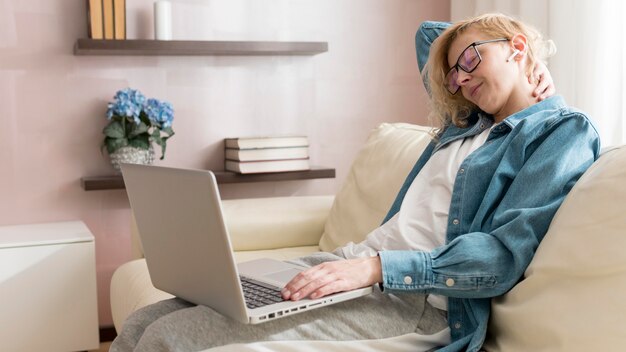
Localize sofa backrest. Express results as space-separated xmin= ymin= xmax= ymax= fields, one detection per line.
xmin=484 ymin=144 xmax=626 ymax=351
xmin=319 ymin=123 xmax=433 ymax=251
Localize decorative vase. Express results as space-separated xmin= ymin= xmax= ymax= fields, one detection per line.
xmin=154 ymin=1 xmax=172 ymax=40
xmin=109 ymin=145 xmax=155 ymax=172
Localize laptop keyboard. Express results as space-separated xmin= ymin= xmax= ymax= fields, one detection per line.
xmin=240 ymin=276 xmax=285 ymax=309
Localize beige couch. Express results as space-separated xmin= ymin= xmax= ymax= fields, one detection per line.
xmin=111 ymin=122 xmax=626 ymax=351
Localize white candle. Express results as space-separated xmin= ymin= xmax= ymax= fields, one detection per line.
xmin=154 ymin=1 xmax=172 ymax=40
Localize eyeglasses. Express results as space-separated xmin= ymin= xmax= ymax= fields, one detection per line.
xmin=445 ymin=38 xmax=509 ymax=95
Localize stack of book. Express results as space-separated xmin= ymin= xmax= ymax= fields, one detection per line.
xmin=86 ymin=0 xmax=126 ymax=40
xmin=224 ymin=136 xmax=310 ymax=174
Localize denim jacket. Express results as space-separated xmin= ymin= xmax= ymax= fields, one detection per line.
xmin=377 ymin=23 xmax=602 ymax=352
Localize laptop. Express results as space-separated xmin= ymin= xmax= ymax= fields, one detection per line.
xmin=120 ymin=163 xmax=372 ymax=324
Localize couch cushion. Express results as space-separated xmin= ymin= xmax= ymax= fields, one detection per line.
xmin=130 ymin=196 xmax=334 ymax=258
xmin=484 ymin=145 xmax=626 ymax=351
xmin=319 ymin=123 xmax=432 ymax=252
xmin=223 ymin=196 xmax=333 ymax=251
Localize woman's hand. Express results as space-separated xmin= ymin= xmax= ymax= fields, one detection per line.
xmin=530 ymin=61 xmax=556 ymax=101
xmin=281 ymin=256 xmax=382 ymax=301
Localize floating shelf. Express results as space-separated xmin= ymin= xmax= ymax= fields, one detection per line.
xmin=73 ymin=39 xmax=328 ymax=56
xmin=81 ymin=167 xmax=336 ymax=191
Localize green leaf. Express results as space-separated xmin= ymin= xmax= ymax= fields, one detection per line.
xmin=128 ymin=135 xmax=150 ymax=149
xmin=104 ymin=137 xmax=128 ymax=154
xmin=148 ymin=130 xmax=166 ymax=159
xmin=103 ymin=121 xmax=125 ymax=139
xmin=152 ymin=133 xmax=164 ymax=147
xmin=162 ymin=127 xmax=175 ymax=136
xmin=129 ymin=122 xmax=149 ymax=137
xmin=139 ymin=111 xmax=151 ymax=126
xmin=158 ymin=142 xmax=167 ymax=160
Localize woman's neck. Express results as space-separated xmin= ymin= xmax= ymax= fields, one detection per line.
xmin=493 ymin=78 xmax=537 ymax=123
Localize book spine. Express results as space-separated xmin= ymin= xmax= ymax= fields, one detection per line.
xmin=224 ymin=147 xmax=309 ymax=162
xmin=86 ymin=0 xmax=91 ymax=38
xmin=228 ymin=157 xmax=310 ymax=164
xmin=87 ymin=0 xmax=104 ymax=40
xmin=225 ymin=159 xmax=310 ymax=174
xmin=113 ymin=0 xmax=126 ymax=40
xmin=102 ymin=0 xmax=114 ymax=40
xmin=224 ymin=139 xmax=309 ymax=149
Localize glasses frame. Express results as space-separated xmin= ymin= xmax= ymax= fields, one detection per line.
xmin=445 ymin=38 xmax=510 ymax=95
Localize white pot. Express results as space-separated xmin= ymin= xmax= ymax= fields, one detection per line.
xmin=109 ymin=145 xmax=155 ymax=172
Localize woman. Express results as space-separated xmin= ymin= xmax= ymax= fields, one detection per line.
xmin=111 ymin=14 xmax=599 ymax=352
xmin=281 ymin=13 xmax=600 ymax=351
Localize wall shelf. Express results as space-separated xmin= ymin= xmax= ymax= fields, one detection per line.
xmin=80 ymin=167 xmax=335 ymax=191
xmin=73 ymin=39 xmax=328 ymax=56
xmin=76 ymin=38 xmax=331 ymax=190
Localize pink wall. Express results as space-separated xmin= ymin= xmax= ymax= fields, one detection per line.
xmin=0 ymin=0 xmax=450 ymax=326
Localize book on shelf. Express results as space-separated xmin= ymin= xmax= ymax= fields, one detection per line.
xmin=102 ymin=0 xmax=114 ymax=39
xmin=86 ymin=0 xmax=103 ymax=39
xmin=225 ymin=146 xmax=309 ymax=162
xmin=113 ymin=0 xmax=126 ymax=40
xmin=225 ymin=158 xmax=310 ymax=174
xmin=224 ymin=136 xmax=309 ymax=149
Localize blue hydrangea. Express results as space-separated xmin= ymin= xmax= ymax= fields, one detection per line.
xmin=103 ymin=87 xmax=175 ymax=160
xmin=144 ymin=98 xmax=175 ymax=128
xmin=106 ymin=88 xmax=146 ymax=124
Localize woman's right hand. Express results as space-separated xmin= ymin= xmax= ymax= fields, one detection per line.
xmin=281 ymin=256 xmax=382 ymax=301
xmin=531 ymin=61 xmax=555 ymax=101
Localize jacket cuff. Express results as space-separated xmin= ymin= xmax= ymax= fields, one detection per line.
xmin=378 ymin=250 xmax=433 ymax=292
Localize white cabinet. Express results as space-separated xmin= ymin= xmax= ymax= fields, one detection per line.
xmin=0 ymin=221 xmax=99 ymax=352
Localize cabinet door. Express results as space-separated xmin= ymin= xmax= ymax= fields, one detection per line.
xmin=0 ymin=241 xmax=99 ymax=352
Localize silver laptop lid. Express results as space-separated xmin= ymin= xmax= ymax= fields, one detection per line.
xmin=121 ymin=163 xmax=249 ymax=323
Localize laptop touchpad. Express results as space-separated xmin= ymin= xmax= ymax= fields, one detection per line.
xmin=263 ymin=268 xmax=302 ymax=284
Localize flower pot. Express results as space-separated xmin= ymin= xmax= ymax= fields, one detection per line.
xmin=109 ymin=145 xmax=155 ymax=172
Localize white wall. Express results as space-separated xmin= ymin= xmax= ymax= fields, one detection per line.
xmin=0 ymin=0 xmax=450 ymax=326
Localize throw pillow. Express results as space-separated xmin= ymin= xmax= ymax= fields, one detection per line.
xmin=318 ymin=123 xmax=432 ymax=252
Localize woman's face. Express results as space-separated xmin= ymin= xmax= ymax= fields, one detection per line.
xmin=447 ymin=28 xmax=520 ymax=117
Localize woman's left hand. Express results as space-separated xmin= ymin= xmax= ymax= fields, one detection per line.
xmin=530 ymin=61 xmax=556 ymax=101
xmin=281 ymin=256 xmax=383 ymax=301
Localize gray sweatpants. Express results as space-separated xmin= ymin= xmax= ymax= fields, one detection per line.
xmin=110 ymin=253 xmax=448 ymax=352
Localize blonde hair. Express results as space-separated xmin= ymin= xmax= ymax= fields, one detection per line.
xmin=425 ymin=13 xmax=556 ymax=129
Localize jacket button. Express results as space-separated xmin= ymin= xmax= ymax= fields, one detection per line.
xmin=452 ymin=219 xmax=459 ymax=225
xmin=403 ymin=276 xmax=413 ymax=284
xmin=454 ymin=322 xmax=462 ymax=329
xmin=446 ymin=278 xmax=455 ymax=287
xmin=459 ymin=168 xmax=465 ymax=174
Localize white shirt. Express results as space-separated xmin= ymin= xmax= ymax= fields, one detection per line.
xmin=340 ymin=127 xmax=492 ymax=310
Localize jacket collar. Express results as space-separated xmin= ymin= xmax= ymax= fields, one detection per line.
xmin=435 ymin=113 xmax=493 ymax=153
xmin=500 ymin=95 xmax=566 ymax=129
xmin=434 ymin=95 xmax=567 ymax=153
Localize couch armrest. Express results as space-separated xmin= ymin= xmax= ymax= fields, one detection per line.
xmin=223 ymin=195 xmax=334 ymax=251
xmin=110 ymin=259 xmax=174 ymax=332
xmin=130 ymin=195 xmax=335 ymax=258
